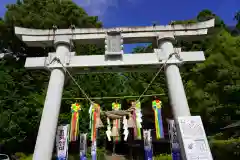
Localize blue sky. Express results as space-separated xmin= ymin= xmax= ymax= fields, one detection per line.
xmin=76 ymin=0 xmax=239 ymax=27
xmin=0 ymin=0 xmax=239 ymax=52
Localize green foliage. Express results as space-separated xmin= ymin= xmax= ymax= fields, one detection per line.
xmin=22 ymin=156 xmax=32 ymax=160
xmin=14 ymin=152 xmax=28 ymax=160
xmin=170 ymin=19 xmax=197 ymax=25
xmin=152 ymin=139 xmax=240 ymax=160
xmin=170 ymin=9 xmax=225 ymax=28
xmin=197 ymin=9 xmax=225 ymax=28
xmin=15 ymin=148 xmax=106 ymax=160
xmin=0 ymin=59 xmax=47 ymax=152
xmin=234 ymin=11 xmax=240 ymax=29
xmin=58 ymin=148 xmax=106 ymax=160
xmin=154 ymin=154 xmax=172 ymax=160
xmin=197 ymin=9 xmax=215 ymax=21
xmin=184 ymin=30 xmax=240 ymax=133
xmin=210 ymin=138 xmax=240 ymax=160
xmin=5 ymin=0 xmax=102 ymax=29
xmin=86 ymin=148 xmax=105 ymax=160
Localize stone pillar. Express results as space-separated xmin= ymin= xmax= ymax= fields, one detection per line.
xmin=33 ymin=38 xmax=71 ymax=160
xmin=158 ymin=38 xmax=191 ymax=160
xmin=158 ymin=39 xmax=191 ymax=118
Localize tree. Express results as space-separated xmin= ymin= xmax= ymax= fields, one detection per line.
xmin=184 ymin=30 xmax=240 ymax=134
xmin=234 ymin=11 xmax=240 ymax=29
xmin=197 ymin=9 xmax=225 ymax=28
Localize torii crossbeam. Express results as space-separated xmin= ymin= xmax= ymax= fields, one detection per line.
xmin=15 ymin=19 xmax=215 ymax=160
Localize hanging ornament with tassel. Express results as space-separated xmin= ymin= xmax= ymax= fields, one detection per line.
xmin=130 ymin=102 xmax=137 ymax=139
xmin=106 ymin=117 xmax=112 ymax=141
xmin=127 ymin=113 xmax=135 ymax=129
xmin=112 ymin=102 xmax=121 ymax=143
xmin=89 ymin=103 xmax=101 ymax=160
xmin=89 ymin=103 xmax=97 ymax=142
xmin=95 ymin=103 xmax=104 ymax=129
xmin=123 ymin=116 xmax=129 ymax=141
xmin=69 ymin=103 xmax=81 ymax=142
xmin=152 ymin=100 xmax=164 ymax=139
xmin=135 ymin=101 xmax=142 ymax=139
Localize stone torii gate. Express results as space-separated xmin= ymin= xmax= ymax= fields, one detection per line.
xmin=15 ymin=19 xmax=214 ymax=160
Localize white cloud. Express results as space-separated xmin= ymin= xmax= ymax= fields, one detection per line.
xmin=75 ymin=0 xmax=135 ymax=17
xmin=76 ymin=0 xmax=117 ymax=16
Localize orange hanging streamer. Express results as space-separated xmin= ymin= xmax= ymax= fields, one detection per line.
xmin=70 ymin=103 xmax=81 ymax=142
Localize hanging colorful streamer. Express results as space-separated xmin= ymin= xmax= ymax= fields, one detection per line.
xmin=152 ymin=100 xmax=164 ymax=139
xmin=70 ymin=103 xmax=81 ymax=142
xmin=112 ymin=102 xmax=121 ymax=143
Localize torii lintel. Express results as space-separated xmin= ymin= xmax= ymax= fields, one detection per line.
xmin=14 ymin=19 xmax=215 ymax=47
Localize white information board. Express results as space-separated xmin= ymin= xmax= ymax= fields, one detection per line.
xmin=177 ymin=116 xmax=213 ymax=160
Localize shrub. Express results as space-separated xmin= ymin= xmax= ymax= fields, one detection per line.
xmin=20 ymin=155 xmax=32 ymax=160
xmin=86 ymin=148 xmax=105 ymax=160
xmin=15 ymin=138 xmax=240 ymax=160
xmin=55 ymin=147 xmax=106 ymax=160
xmin=153 ymin=138 xmax=240 ymax=160
xmin=13 ymin=152 xmax=27 ymax=160
xmin=210 ymin=138 xmax=240 ymax=160
xmin=154 ymin=154 xmax=172 ymax=160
